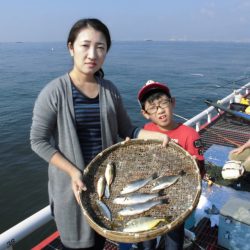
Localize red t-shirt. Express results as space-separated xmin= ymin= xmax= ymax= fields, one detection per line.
xmin=144 ymin=122 xmax=204 ymax=162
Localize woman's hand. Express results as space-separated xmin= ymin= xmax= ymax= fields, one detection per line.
xmin=122 ymin=137 xmax=130 ymax=143
xmin=70 ymin=168 xmax=87 ymax=204
xmin=50 ymin=152 xmax=87 ymax=204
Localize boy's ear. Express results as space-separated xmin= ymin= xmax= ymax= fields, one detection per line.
xmin=141 ymin=109 xmax=150 ymax=119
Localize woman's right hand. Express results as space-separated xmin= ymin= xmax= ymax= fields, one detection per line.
xmin=50 ymin=152 xmax=87 ymax=204
xmin=70 ymin=168 xmax=87 ymax=204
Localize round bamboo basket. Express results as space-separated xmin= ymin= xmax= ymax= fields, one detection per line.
xmin=79 ymin=139 xmax=201 ymax=243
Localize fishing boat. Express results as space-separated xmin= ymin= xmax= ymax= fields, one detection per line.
xmin=183 ymin=82 xmax=250 ymax=250
xmin=0 ymin=82 xmax=249 ymax=250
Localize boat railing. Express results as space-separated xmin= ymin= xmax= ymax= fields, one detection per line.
xmin=184 ymin=82 xmax=250 ymax=131
xmin=0 ymin=206 xmax=52 ymax=250
xmin=0 ymin=82 xmax=250 ymax=250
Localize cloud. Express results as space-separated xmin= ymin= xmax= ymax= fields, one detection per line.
xmin=200 ymin=7 xmax=215 ymax=19
xmin=239 ymin=17 xmax=246 ymax=24
xmin=238 ymin=0 xmax=250 ymax=9
xmin=235 ymin=1 xmax=250 ymax=25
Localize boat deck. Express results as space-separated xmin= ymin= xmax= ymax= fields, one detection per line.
xmin=33 ymin=234 xmax=119 ymax=250
xmin=36 ymin=226 xmax=225 ymax=250
xmin=189 ymin=218 xmax=227 ymax=250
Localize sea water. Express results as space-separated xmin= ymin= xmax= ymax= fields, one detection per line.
xmin=1 ymin=41 xmax=250 ymax=248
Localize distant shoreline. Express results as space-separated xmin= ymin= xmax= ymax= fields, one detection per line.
xmin=1 ymin=40 xmax=250 ymax=44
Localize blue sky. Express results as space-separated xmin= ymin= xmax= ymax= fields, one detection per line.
xmin=1 ymin=0 xmax=250 ymax=42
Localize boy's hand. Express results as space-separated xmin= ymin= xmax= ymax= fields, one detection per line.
xmin=137 ymin=129 xmax=170 ymax=146
xmin=161 ymin=134 xmax=170 ymax=147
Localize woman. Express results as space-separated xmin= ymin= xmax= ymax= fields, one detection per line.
xmin=30 ymin=18 xmax=168 ymax=249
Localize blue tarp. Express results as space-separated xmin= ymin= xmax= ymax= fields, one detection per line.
xmin=204 ymin=144 xmax=235 ymax=167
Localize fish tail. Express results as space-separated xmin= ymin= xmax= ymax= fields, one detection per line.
xmin=164 ymin=215 xmax=173 ymax=222
xmin=179 ymin=170 xmax=186 ymax=176
xmin=151 ymin=172 xmax=158 ymax=179
xmin=158 ymin=190 xmax=164 ymax=196
xmin=105 ymin=184 xmax=110 ymax=198
xmin=159 ymin=198 xmax=169 ymax=205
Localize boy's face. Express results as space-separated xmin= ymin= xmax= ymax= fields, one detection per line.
xmin=142 ymin=95 xmax=175 ymax=130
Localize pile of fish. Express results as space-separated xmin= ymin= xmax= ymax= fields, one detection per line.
xmin=95 ymin=162 xmax=182 ymax=233
xmin=96 ymin=162 xmax=114 ymax=221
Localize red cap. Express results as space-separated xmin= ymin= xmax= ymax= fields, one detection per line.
xmin=137 ymin=80 xmax=171 ymax=102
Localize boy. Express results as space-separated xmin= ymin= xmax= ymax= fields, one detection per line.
xmin=136 ymin=80 xmax=205 ymax=250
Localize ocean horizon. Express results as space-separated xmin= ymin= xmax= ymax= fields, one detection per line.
xmin=2 ymin=39 xmax=250 ymax=43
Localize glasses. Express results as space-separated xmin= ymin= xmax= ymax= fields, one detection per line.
xmin=145 ymin=99 xmax=172 ymax=114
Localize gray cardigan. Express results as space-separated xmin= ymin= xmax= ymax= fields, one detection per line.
xmin=30 ymin=73 xmax=136 ymax=248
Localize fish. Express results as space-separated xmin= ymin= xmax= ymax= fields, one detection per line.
xmin=120 ymin=173 xmax=157 ymax=195
xmin=118 ymin=199 xmax=166 ymax=216
xmin=151 ymin=175 xmax=180 ymax=192
xmin=97 ymin=176 xmax=106 ymax=200
xmin=113 ymin=192 xmax=159 ymax=205
xmin=105 ymin=162 xmax=115 ymax=198
xmin=96 ymin=200 xmax=112 ymax=221
xmin=123 ymin=217 xmax=166 ymax=233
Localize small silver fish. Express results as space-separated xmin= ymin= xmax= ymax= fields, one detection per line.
xmin=118 ymin=199 xmax=164 ymax=216
xmin=113 ymin=192 xmax=159 ymax=205
xmin=123 ymin=217 xmax=166 ymax=233
xmin=96 ymin=200 xmax=112 ymax=221
xmin=105 ymin=162 xmax=115 ymax=198
xmin=120 ymin=173 xmax=156 ymax=195
xmin=151 ymin=175 xmax=180 ymax=192
xmin=97 ymin=176 xmax=106 ymax=200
